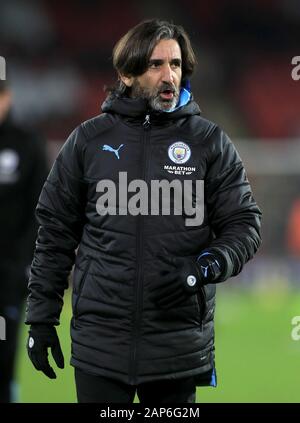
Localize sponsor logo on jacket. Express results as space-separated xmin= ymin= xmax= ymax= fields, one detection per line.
xmin=164 ymin=165 xmax=196 ymax=175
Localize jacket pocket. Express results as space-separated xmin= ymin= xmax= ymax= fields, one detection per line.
xmin=195 ymin=285 xmax=207 ymax=328
xmin=73 ymin=257 xmax=92 ymax=320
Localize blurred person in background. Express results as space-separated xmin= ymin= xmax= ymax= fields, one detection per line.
xmin=25 ymin=19 xmax=261 ymax=403
xmin=0 ymin=80 xmax=48 ymax=402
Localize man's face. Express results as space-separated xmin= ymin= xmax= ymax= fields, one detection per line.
xmin=124 ymin=39 xmax=182 ymax=112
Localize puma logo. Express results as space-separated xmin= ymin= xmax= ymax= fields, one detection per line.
xmin=201 ymin=265 xmax=209 ymax=278
xmin=102 ymin=144 xmax=124 ymax=159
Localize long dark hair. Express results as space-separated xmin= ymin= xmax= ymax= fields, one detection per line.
xmin=108 ymin=19 xmax=197 ymax=96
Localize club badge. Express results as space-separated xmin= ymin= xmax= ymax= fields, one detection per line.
xmin=168 ymin=142 xmax=191 ymax=164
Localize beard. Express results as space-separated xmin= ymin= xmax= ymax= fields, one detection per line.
xmin=131 ymin=79 xmax=180 ymax=112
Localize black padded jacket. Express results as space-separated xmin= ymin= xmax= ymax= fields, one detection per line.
xmin=25 ymin=95 xmax=262 ymax=386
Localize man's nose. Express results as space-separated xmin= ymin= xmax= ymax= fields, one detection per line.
xmin=161 ymin=64 xmax=174 ymax=83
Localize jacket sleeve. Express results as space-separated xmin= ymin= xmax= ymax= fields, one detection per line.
xmin=25 ymin=125 xmax=87 ymax=325
xmin=204 ymin=127 xmax=262 ymax=282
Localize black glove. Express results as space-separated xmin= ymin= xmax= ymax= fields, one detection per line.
xmin=26 ymin=324 xmax=64 ymax=379
xmin=150 ymin=252 xmax=223 ymax=309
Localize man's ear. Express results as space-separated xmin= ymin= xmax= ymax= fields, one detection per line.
xmin=119 ymin=73 xmax=134 ymax=87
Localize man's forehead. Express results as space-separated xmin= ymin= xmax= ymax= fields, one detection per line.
xmin=150 ymin=39 xmax=182 ymax=60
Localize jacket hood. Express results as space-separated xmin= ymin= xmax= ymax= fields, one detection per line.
xmin=101 ymin=93 xmax=201 ymax=122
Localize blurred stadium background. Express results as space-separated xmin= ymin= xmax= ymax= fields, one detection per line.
xmin=1 ymin=0 xmax=300 ymax=402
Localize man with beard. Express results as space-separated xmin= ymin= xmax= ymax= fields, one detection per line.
xmin=0 ymin=80 xmax=48 ymax=402
xmin=25 ymin=19 xmax=262 ymax=403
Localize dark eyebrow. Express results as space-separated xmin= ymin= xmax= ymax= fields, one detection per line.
xmin=171 ymin=58 xmax=182 ymax=66
xmin=148 ymin=59 xmax=164 ymax=66
xmin=148 ymin=58 xmax=182 ymax=66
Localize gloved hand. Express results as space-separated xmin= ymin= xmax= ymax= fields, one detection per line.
xmin=26 ymin=324 xmax=64 ymax=379
xmin=150 ymin=252 xmax=223 ymax=309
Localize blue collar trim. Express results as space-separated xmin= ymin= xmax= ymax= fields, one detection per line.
xmin=164 ymin=86 xmax=191 ymax=113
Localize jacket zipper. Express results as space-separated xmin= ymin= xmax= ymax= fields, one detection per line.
xmin=129 ymin=114 xmax=151 ymax=384
xmin=73 ymin=257 xmax=92 ymax=326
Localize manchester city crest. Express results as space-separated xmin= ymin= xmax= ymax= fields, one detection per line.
xmin=168 ymin=142 xmax=191 ymax=164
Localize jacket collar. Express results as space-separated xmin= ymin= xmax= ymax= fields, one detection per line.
xmin=101 ymin=91 xmax=201 ymax=123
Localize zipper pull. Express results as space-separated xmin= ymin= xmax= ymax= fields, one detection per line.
xmin=143 ymin=114 xmax=151 ymax=128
